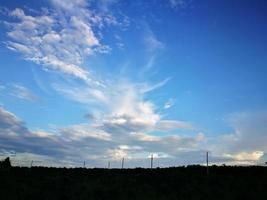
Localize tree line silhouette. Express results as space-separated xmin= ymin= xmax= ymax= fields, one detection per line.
xmin=1 ymin=157 xmax=267 ymax=199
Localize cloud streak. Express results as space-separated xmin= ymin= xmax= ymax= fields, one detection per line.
xmin=10 ymin=84 xmax=38 ymax=102
xmin=0 ymin=83 xmax=38 ymax=102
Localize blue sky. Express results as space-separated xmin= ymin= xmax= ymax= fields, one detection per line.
xmin=0 ymin=0 xmax=267 ymax=167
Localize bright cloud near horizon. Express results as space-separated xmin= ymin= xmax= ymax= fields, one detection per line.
xmin=0 ymin=0 xmax=267 ymax=168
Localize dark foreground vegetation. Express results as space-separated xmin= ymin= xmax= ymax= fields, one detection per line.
xmin=1 ymin=161 xmax=267 ymax=199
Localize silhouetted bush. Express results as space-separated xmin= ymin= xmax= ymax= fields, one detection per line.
xmin=0 ymin=157 xmax=11 ymax=168
xmin=0 ymin=165 xmax=267 ymax=200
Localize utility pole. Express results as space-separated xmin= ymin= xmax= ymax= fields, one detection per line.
xmin=121 ymin=157 xmax=124 ymax=169
xmin=83 ymin=160 xmax=86 ymax=168
xmin=206 ymin=151 xmax=209 ymax=175
xmin=108 ymin=161 xmax=110 ymax=169
xmin=151 ymin=154 xmax=154 ymax=169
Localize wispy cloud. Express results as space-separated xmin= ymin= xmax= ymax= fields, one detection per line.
xmin=0 ymin=85 xmax=5 ymax=91
xmin=168 ymin=0 xmax=188 ymax=9
xmin=0 ymin=83 xmax=38 ymax=102
xmin=53 ymin=78 xmax=187 ymax=135
xmin=144 ymin=25 xmax=164 ymax=54
xmin=140 ymin=23 xmax=165 ymax=76
xmin=164 ymin=98 xmax=175 ymax=109
xmin=53 ymin=84 xmax=107 ymax=104
xmin=141 ymin=77 xmax=171 ymax=93
xmin=9 ymin=84 xmax=38 ymax=102
xmin=96 ymin=0 xmax=120 ymax=12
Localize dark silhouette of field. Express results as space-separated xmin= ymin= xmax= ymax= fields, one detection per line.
xmin=1 ymin=164 xmax=267 ymax=200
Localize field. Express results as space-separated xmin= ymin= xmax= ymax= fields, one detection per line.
xmin=1 ymin=165 xmax=267 ymax=200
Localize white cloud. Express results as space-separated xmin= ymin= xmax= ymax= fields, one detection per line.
xmin=0 ymin=107 xmax=28 ymax=137
xmin=118 ymin=145 xmax=142 ymax=150
xmin=59 ymin=124 xmax=112 ymax=141
xmin=130 ymin=132 xmax=160 ymax=142
xmin=3 ymin=2 xmax=118 ymax=80
xmin=155 ymin=120 xmax=194 ymax=131
xmin=107 ymin=145 xmax=143 ymax=160
xmin=223 ymin=151 xmax=264 ymax=162
xmin=208 ymin=111 xmax=267 ymax=165
xmin=0 ymin=106 xmax=113 ymax=163
xmin=32 ymin=130 xmax=53 ymax=138
xmin=50 ymin=0 xmax=87 ymax=11
xmin=0 ymin=106 xmax=206 ymax=167
xmin=107 ymin=148 xmax=130 ymax=160
xmin=53 ymin=77 xmax=193 ymax=140
xmin=221 ymin=111 xmax=267 ymax=152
